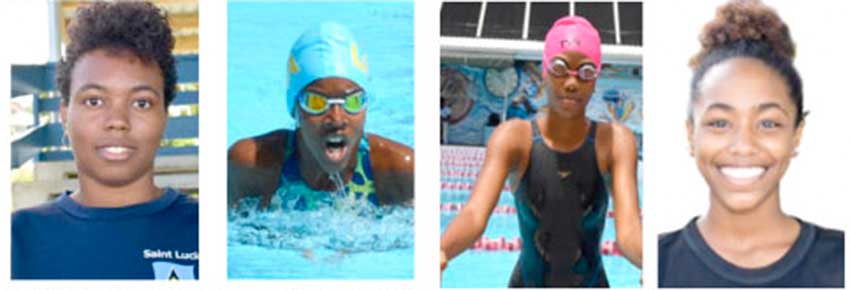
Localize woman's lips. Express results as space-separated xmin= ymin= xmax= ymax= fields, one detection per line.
xmin=96 ymin=146 xmax=136 ymax=161
xmin=556 ymin=95 xmax=582 ymax=108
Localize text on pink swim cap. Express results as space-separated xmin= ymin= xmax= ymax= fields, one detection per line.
xmin=543 ymin=16 xmax=602 ymax=77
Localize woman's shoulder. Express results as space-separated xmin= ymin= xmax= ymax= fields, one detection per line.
xmin=12 ymin=201 xmax=63 ymax=225
xmin=228 ymin=129 xmax=290 ymax=168
xmin=805 ymin=221 xmax=843 ymax=251
xmin=11 ymin=199 xmax=67 ymax=237
xmin=164 ymin=188 xmax=199 ymax=214
xmin=659 ymin=226 xmax=687 ymax=254
xmin=659 ymin=218 xmax=700 ymax=257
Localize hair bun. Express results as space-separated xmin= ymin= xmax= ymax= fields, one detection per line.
xmin=691 ymin=0 xmax=794 ymax=67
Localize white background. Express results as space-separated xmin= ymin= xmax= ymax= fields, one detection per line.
xmin=643 ymin=0 xmax=850 ymax=287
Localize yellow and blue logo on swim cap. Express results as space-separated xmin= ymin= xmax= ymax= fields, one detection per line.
xmin=286 ymin=22 xmax=370 ymax=118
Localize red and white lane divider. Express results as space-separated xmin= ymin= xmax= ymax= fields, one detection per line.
xmin=440 ymin=203 xmax=518 ymax=214
xmin=440 ymin=203 xmax=625 ymax=219
xmin=440 ymin=182 xmax=510 ymax=192
xmin=469 ymin=236 xmax=622 ymax=256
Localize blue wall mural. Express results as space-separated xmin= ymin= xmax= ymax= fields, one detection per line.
xmin=440 ymin=60 xmax=642 ymax=155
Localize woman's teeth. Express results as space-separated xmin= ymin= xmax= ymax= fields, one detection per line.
xmin=720 ymin=166 xmax=765 ymax=179
xmin=98 ymin=146 xmax=133 ymax=161
xmin=104 ymin=146 xmax=129 ymax=154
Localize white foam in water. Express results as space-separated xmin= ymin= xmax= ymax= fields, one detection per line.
xmin=229 ymin=194 xmax=414 ymax=254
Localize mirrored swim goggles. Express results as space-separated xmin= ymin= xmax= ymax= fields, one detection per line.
xmin=298 ymin=89 xmax=368 ymax=115
xmin=547 ymin=58 xmax=599 ymax=81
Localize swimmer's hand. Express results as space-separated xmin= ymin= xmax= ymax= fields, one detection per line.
xmin=440 ymin=250 xmax=448 ymax=272
xmin=440 ymin=250 xmax=448 ymax=286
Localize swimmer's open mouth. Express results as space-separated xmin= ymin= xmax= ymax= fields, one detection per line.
xmin=324 ymin=136 xmax=349 ymax=163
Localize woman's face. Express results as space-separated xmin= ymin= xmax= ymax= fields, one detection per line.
xmin=688 ymin=57 xmax=803 ymax=214
xmin=298 ymin=77 xmax=366 ymax=174
xmin=60 ymin=48 xmax=167 ymax=188
xmin=544 ymin=50 xmax=597 ymax=119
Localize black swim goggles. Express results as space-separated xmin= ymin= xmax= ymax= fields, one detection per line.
xmin=547 ymin=57 xmax=599 ymax=81
xmin=297 ymin=89 xmax=368 ymax=115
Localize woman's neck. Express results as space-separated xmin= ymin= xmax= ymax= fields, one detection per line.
xmin=539 ymin=111 xmax=588 ymax=151
xmin=700 ymin=191 xmax=791 ymax=238
xmin=697 ymin=190 xmax=800 ymax=268
xmin=74 ymin=173 xmax=162 ymax=208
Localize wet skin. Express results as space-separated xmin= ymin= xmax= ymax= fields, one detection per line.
xmin=60 ymin=48 xmax=167 ymax=207
xmin=228 ymin=77 xmax=414 ymax=207
xmin=440 ymin=50 xmax=643 ymax=272
xmin=688 ymin=57 xmax=803 ymax=268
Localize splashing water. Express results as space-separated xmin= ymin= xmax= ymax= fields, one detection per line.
xmin=228 ymin=194 xmax=414 ymax=255
xmin=330 ymin=171 xmax=347 ymax=197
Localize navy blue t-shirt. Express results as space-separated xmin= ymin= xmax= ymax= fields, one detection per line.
xmin=659 ymin=217 xmax=843 ymax=287
xmin=11 ymin=188 xmax=198 ymax=280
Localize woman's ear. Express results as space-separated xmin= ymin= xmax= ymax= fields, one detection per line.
xmin=686 ymin=119 xmax=695 ymax=157
xmin=793 ymin=119 xmax=805 ymax=157
xmin=59 ymin=101 xmax=68 ymax=128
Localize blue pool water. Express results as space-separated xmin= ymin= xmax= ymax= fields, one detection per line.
xmin=441 ymin=151 xmax=643 ymax=288
xmin=227 ymin=1 xmax=414 ymax=279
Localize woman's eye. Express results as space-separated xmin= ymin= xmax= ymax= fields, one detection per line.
xmin=760 ymin=120 xmax=780 ymax=129
xmin=83 ymin=97 xmax=104 ymax=107
xmin=133 ymin=99 xmax=153 ymax=109
xmin=706 ymin=120 xmax=729 ymax=129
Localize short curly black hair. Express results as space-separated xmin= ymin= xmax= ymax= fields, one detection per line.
xmin=56 ymin=1 xmax=176 ymax=109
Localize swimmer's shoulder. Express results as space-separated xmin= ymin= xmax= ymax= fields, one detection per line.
xmin=594 ymin=120 xmax=635 ymax=145
xmin=593 ymin=121 xmax=636 ymax=168
xmin=228 ymin=129 xmax=290 ymax=168
xmin=488 ymin=118 xmax=534 ymax=156
xmin=366 ymin=134 xmax=413 ymax=171
xmin=366 ymin=134 xmax=413 ymax=205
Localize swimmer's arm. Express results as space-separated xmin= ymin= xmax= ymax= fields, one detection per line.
xmin=369 ymin=135 xmax=414 ymax=206
xmin=228 ymin=133 xmax=284 ymax=208
xmin=609 ymin=123 xmax=642 ymax=268
xmin=441 ymin=120 xmax=527 ymax=266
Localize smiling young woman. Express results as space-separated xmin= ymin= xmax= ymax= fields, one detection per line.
xmin=658 ymin=0 xmax=843 ymax=287
xmin=11 ymin=2 xmax=198 ymax=280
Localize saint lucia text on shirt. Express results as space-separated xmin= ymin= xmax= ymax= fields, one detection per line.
xmin=143 ymin=249 xmax=199 ymax=260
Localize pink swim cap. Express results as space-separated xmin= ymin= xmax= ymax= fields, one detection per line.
xmin=543 ymin=16 xmax=601 ymax=77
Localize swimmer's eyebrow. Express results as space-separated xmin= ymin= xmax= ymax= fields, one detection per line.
xmin=757 ymin=102 xmax=790 ymax=116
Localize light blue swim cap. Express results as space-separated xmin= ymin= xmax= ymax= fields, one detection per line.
xmin=286 ymin=22 xmax=370 ymax=118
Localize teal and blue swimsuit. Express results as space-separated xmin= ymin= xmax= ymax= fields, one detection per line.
xmin=272 ymin=129 xmax=378 ymax=210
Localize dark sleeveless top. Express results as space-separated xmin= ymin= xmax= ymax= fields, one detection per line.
xmin=509 ymin=120 xmax=610 ymax=287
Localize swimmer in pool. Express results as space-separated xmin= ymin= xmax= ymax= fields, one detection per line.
xmin=228 ymin=22 xmax=414 ymax=210
xmin=658 ymin=0 xmax=843 ymax=287
xmin=440 ymin=16 xmax=642 ymax=287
